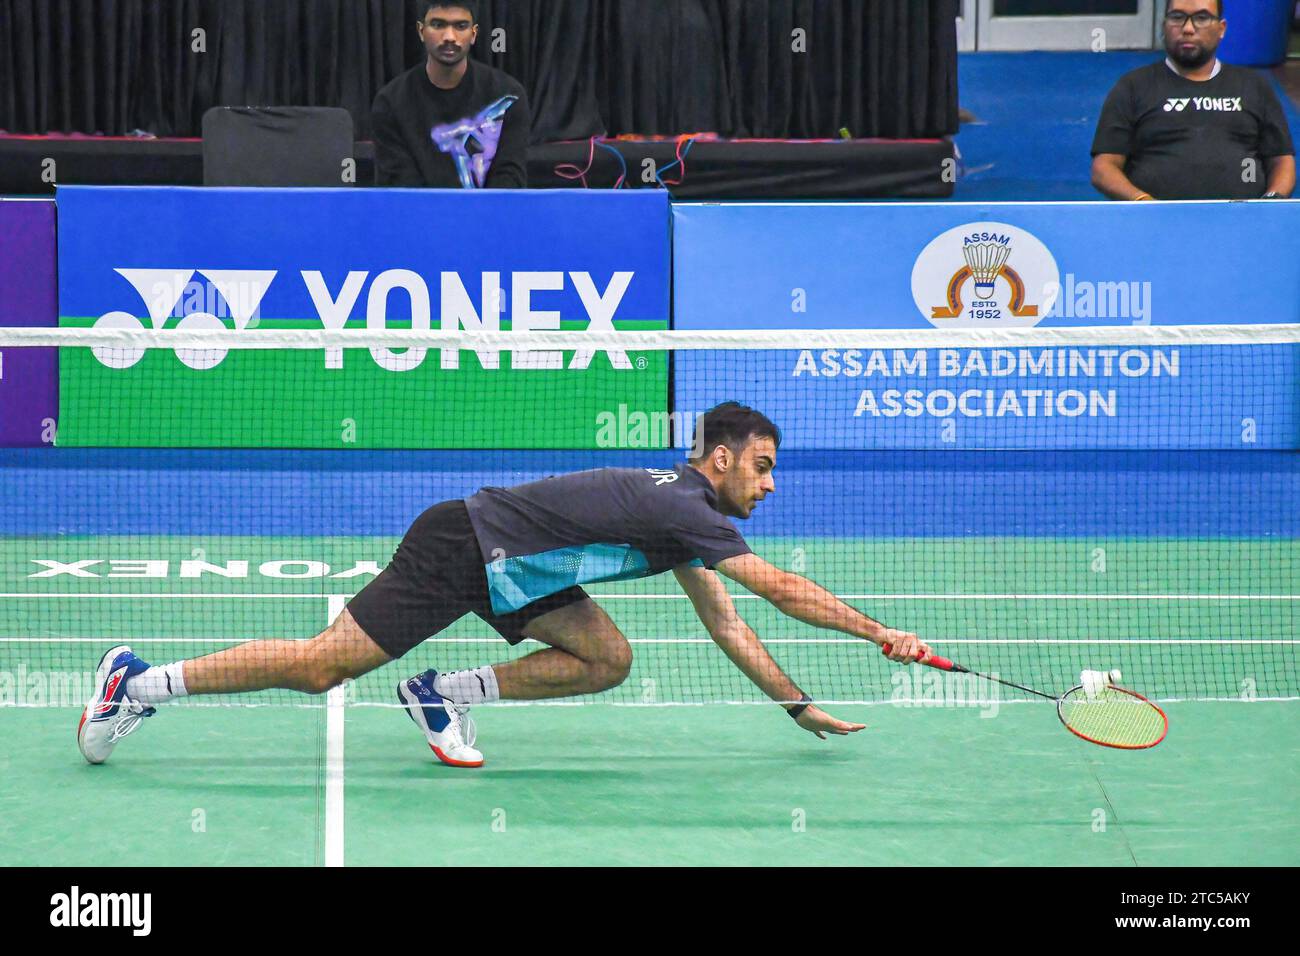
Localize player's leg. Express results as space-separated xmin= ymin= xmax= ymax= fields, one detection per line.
xmin=493 ymin=598 xmax=633 ymax=700
xmin=77 ymin=609 xmax=392 ymax=764
xmin=118 ymin=607 xmax=391 ymax=704
xmin=80 ymin=498 xmax=469 ymax=765
xmin=178 ymin=607 xmax=392 ymax=696
xmin=425 ymin=593 xmax=632 ymax=706
xmin=397 ymin=594 xmax=631 ymax=767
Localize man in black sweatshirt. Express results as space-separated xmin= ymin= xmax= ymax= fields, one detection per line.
xmin=373 ymin=2 xmax=531 ymax=188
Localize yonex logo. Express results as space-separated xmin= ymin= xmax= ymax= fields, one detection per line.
xmin=29 ymin=558 xmax=383 ymax=580
xmin=88 ymin=268 xmax=638 ymax=373
xmin=1194 ymin=96 xmax=1243 ymax=112
xmin=1164 ymin=96 xmax=1242 ymax=113
xmin=90 ymin=268 xmax=274 ymax=371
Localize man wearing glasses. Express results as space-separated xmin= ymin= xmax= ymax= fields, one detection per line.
xmin=1091 ymin=0 xmax=1295 ymax=201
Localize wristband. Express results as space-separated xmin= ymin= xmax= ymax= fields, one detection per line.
xmin=1132 ymin=192 xmax=1152 ymax=201
xmin=785 ymin=694 xmax=813 ymax=720
xmin=1261 ymin=191 xmax=1281 ymax=200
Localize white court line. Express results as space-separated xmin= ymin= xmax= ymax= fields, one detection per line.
xmin=342 ymin=694 xmax=1300 ymax=707
xmin=5 ymin=636 xmax=1292 ymax=646
xmin=590 ymin=593 xmax=1300 ymax=601
xmin=0 ymin=593 xmax=328 ymax=599
xmin=3 ymin=592 xmax=1298 ymax=601
xmin=29 ymin=693 xmax=1249 ymax=710
xmin=319 ymin=636 xmax=1300 ymax=646
xmin=2 ymin=695 xmax=1295 ymax=709
xmin=324 ymin=595 xmax=346 ymax=870
xmin=0 ymin=637 xmax=313 ymax=644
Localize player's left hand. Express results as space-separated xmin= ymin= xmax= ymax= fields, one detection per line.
xmin=795 ymin=705 xmax=865 ymax=740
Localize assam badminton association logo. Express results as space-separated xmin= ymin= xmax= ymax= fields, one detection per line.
xmin=911 ymin=222 xmax=1060 ymax=329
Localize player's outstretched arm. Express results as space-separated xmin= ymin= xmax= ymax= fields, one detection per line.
xmin=672 ymin=563 xmax=864 ymax=739
xmin=715 ymin=552 xmax=929 ymax=664
xmin=673 ymin=563 xmax=801 ymax=701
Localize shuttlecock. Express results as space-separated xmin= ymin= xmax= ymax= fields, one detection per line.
xmin=1080 ymin=670 xmax=1107 ymax=700
xmin=1108 ymin=668 xmax=1123 ymax=685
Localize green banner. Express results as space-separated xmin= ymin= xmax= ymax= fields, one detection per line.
xmin=58 ymin=319 xmax=668 ymax=448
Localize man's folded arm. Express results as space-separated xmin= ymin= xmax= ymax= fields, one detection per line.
xmin=485 ymin=92 xmax=531 ymax=189
xmin=372 ymin=98 xmax=425 ymax=187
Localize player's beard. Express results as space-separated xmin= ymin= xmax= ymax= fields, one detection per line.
xmin=1167 ymin=40 xmax=1215 ymax=70
xmin=717 ymin=487 xmax=747 ymax=519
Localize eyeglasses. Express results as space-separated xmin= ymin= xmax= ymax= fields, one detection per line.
xmin=1164 ymin=11 xmax=1221 ymax=29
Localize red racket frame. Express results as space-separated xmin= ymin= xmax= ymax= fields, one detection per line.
xmin=882 ymin=643 xmax=1168 ymax=749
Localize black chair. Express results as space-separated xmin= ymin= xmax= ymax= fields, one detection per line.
xmin=202 ymin=107 xmax=355 ymax=187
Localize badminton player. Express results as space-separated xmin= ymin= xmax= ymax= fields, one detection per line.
xmin=77 ymin=402 xmax=929 ymax=767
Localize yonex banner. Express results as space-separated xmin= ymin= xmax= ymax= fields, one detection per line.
xmin=57 ymin=187 xmax=670 ymax=448
xmin=673 ymin=201 xmax=1300 ymax=449
xmin=0 ymin=199 xmax=58 ymax=448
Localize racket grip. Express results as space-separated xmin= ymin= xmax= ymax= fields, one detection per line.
xmin=883 ymin=643 xmax=955 ymax=671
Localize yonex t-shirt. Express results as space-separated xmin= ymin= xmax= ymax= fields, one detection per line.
xmin=464 ymin=463 xmax=752 ymax=613
xmin=1091 ymin=61 xmax=1294 ymax=200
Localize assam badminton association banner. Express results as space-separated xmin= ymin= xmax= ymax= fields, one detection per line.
xmin=673 ymin=201 xmax=1300 ymax=449
xmin=56 ymin=187 xmax=670 ymax=448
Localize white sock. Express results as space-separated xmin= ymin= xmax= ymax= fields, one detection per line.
xmin=125 ymin=662 xmax=188 ymax=706
xmin=434 ymin=666 xmax=500 ymax=706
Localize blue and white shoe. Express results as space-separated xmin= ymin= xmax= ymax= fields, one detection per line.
xmin=77 ymin=645 xmax=156 ymax=765
xmin=397 ymin=669 xmax=483 ymax=768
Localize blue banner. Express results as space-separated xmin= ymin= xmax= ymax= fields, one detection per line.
xmin=60 ymin=187 xmax=670 ymax=330
xmin=674 ymin=201 xmax=1300 ymax=329
xmin=673 ymin=201 xmax=1300 ymax=449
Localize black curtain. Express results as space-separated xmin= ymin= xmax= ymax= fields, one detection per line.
xmin=0 ymin=0 xmax=958 ymax=142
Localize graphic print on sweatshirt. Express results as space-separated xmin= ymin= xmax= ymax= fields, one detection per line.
xmin=430 ymin=94 xmax=519 ymax=188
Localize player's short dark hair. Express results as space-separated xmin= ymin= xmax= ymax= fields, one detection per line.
xmin=425 ymin=1 xmax=478 ymax=23
xmin=690 ymin=402 xmax=782 ymax=461
xmin=1166 ymin=0 xmax=1222 ymax=17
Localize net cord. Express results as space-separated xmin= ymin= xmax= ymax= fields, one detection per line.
xmin=1 ymin=323 xmax=1299 ymax=351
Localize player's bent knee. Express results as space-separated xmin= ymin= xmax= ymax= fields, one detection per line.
xmin=293 ymin=637 xmax=353 ymax=695
xmin=285 ymin=609 xmax=391 ymax=695
xmin=300 ymin=666 xmax=345 ymax=695
xmin=290 ymin=656 xmax=342 ymax=695
xmin=593 ymin=637 xmax=633 ymax=690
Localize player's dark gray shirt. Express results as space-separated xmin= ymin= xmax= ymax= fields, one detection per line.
xmin=464 ymin=463 xmax=751 ymax=613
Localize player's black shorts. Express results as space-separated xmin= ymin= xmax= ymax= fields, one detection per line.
xmin=347 ymin=500 xmax=588 ymax=659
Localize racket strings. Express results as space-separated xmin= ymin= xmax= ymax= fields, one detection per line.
xmin=1057 ymin=687 xmax=1167 ymax=749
